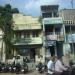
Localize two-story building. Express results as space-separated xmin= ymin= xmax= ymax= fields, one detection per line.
xmin=41 ymin=5 xmax=64 ymax=60
xmin=12 ymin=14 xmax=43 ymax=62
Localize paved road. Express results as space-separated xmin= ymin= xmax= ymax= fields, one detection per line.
xmin=0 ymin=70 xmax=46 ymax=75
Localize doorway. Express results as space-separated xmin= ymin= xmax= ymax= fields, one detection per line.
xmin=49 ymin=46 xmax=55 ymax=56
xmin=30 ymin=48 xmax=35 ymax=61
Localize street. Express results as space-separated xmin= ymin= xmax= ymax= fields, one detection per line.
xmin=0 ymin=70 xmax=46 ymax=75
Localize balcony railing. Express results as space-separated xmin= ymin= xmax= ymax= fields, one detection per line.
xmin=13 ymin=24 xmax=42 ymax=30
xmin=43 ymin=17 xmax=63 ymax=25
xmin=45 ymin=32 xmax=64 ymax=41
xmin=45 ymin=32 xmax=61 ymax=35
xmin=11 ymin=37 xmax=42 ymax=45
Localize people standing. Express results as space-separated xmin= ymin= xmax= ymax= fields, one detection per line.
xmin=23 ymin=57 xmax=29 ymax=63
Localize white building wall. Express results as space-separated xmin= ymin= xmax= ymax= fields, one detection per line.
xmin=0 ymin=29 xmax=5 ymax=62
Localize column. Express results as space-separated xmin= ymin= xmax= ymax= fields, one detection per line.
xmin=70 ymin=25 xmax=75 ymax=59
xmin=42 ymin=19 xmax=45 ymax=63
xmin=55 ymin=42 xmax=57 ymax=56
xmin=63 ymin=24 xmax=66 ymax=42
xmin=52 ymin=12 xmax=54 ymax=17
xmin=63 ymin=24 xmax=66 ymax=55
xmin=53 ymin=26 xmax=55 ymax=35
xmin=2 ymin=41 xmax=6 ymax=63
xmin=21 ymin=32 xmax=24 ymax=38
xmin=14 ymin=48 xmax=17 ymax=56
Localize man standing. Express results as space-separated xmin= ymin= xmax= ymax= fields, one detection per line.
xmin=47 ymin=56 xmax=55 ymax=75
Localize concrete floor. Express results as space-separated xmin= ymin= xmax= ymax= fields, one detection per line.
xmin=0 ymin=70 xmax=46 ymax=75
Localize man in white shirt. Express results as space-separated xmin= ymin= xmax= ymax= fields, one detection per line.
xmin=55 ymin=57 xmax=67 ymax=75
xmin=47 ymin=56 xmax=55 ymax=75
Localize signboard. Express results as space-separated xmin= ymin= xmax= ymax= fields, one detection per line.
xmin=46 ymin=40 xmax=56 ymax=46
xmin=43 ymin=17 xmax=63 ymax=25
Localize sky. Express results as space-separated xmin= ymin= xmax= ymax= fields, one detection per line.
xmin=0 ymin=0 xmax=75 ymax=17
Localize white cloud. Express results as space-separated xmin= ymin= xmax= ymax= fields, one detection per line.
xmin=25 ymin=0 xmax=59 ymax=16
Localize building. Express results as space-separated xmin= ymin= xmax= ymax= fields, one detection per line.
xmin=0 ymin=29 xmax=5 ymax=62
xmin=11 ymin=14 xmax=43 ymax=63
xmin=59 ymin=9 xmax=75 ymax=58
xmin=41 ymin=5 xmax=64 ymax=60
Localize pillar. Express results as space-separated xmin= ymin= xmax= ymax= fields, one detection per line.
xmin=13 ymin=48 xmax=17 ymax=56
xmin=2 ymin=41 xmax=6 ymax=63
xmin=42 ymin=19 xmax=45 ymax=63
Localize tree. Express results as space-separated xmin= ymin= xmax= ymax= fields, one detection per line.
xmin=12 ymin=8 xmax=19 ymax=13
xmin=0 ymin=4 xmax=19 ymax=59
xmin=38 ymin=16 xmax=42 ymax=24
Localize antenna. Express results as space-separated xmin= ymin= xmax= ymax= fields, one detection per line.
xmin=71 ymin=0 xmax=73 ymax=8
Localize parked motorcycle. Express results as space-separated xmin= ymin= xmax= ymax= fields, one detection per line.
xmin=10 ymin=63 xmax=16 ymax=73
xmin=5 ymin=64 xmax=12 ymax=72
xmin=20 ymin=63 xmax=28 ymax=74
xmin=15 ymin=63 xmax=21 ymax=74
xmin=36 ymin=62 xmax=45 ymax=73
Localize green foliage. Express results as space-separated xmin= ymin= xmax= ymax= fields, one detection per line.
xmin=12 ymin=8 xmax=19 ymax=13
xmin=0 ymin=4 xmax=19 ymax=59
xmin=38 ymin=16 xmax=42 ymax=24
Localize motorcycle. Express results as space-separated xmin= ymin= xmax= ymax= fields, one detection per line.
xmin=0 ymin=63 xmax=2 ymax=72
xmin=36 ymin=62 xmax=45 ymax=73
xmin=20 ymin=63 xmax=28 ymax=74
xmin=1 ymin=63 xmax=7 ymax=73
xmin=11 ymin=64 xmax=16 ymax=73
xmin=15 ymin=63 xmax=21 ymax=74
xmin=5 ymin=64 xmax=12 ymax=72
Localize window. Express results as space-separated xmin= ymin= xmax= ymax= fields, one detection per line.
xmin=32 ymin=32 xmax=39 ymax=37
xmin=16 ymin=32 xmax=21 ymax=39
xmin=53 ymin=12 xmax=58 ymax=17
xmin=19 ymin=48 xmax=29 ymax=56
xmin=26 ymin=33 xmax=30 ymax=38
xmin=24 ymin=32 xmax=30 ymax=38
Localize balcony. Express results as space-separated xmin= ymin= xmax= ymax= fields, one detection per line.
xmin=66 ymin=33 xmax=75 ymax=43
xmin=43 ymin=17 xmax=63 ymax=25
xmin=11 ymin=37 xmax=42 ymax=45
xmin=13 ymin=24 xmax=42 ymax=30
xmin=45 ymin=32 xmax=64 ymax=41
